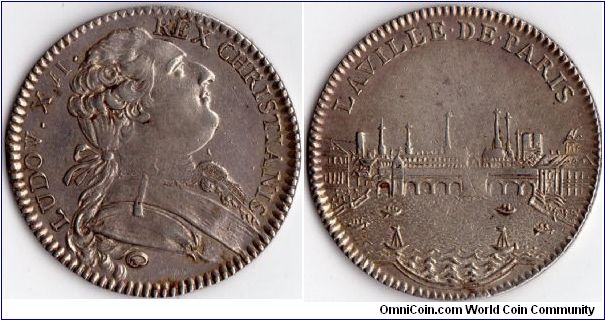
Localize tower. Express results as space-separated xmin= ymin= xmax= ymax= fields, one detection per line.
xmin=492 ymin=108 xmax=503 ymax=150
xmin=444 ymin=111 xmax=453 ymax=153
xmin=405 ymin=123 xmax=414 ymax=155
xmin=515 ymin=129 xmax=521 ymax=161
xmin=534 ymin=132 xmax=544 ymax=156
xmin=356 ymin=131 xmax=367 ymax=157
xmin=378 ymin=118 xmax=386 ymax=156
xmin=391 ymin=149 xmax=405 ymax=196
xmin=505 ymin=112 xmax=514 ymax=157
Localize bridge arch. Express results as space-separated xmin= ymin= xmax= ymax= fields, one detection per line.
xmin=489 ymin=179 xmax=535 ymax=196
xmin=419 ymin=181 xmax=432 ymax=194
xmin=405 ymin=181 xmax=418 ymax=195
xmin=504 ymin=181 xmax=520 ymax=195
xmin=450 ymin=181 xmax=462 ymax=195
xmin=489 ymin=181 xmax=505 ymax=196
xmin=520 ymin=181 xmax=534 ymax=196
xmin=377 ymin=180 xmax=391 ymax=197
xmin=433 ymin=181 xmax=449 ymax=195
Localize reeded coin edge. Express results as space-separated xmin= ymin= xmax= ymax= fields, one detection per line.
xmin=6 ymin=5 xmax=301 ymax=298
xmin=308 ymin=5 xmax=601 ymax=300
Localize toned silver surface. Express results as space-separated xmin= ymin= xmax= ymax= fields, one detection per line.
xmin=309 ymin=6 xmax=600 ymax=299
xmin=6 ymin=6 xmax=299 ymax=297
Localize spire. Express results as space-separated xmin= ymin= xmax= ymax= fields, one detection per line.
xmin=405 ymin=123 xmax=414 ymax=155
xmin=505 ymin=112 xmax=514 ymax=157
xmin=356 ymin=131 xmax=367 ymax=157
xmin=444 ymin=111 xmax=453 ymax=153
xmin=378 ymin=118 xmax=386 ymax=156
xmin=493 ymin=108 xmax=503 ymax=149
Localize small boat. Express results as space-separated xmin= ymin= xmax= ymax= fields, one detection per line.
xmin=347 ymin=218 xmax=370 ymax=230
xmin=381 ymin=204 xmax=402 ymax=217
xmin=350 ymin=189 xmax=371 ymax=209
xmin=533 ymin=223 xmax=554 ymax=235
xmin=496 ymin=203 xmax=517 ymax=216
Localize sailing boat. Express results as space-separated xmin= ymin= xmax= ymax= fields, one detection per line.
xmin=492 ymin=226 xmax=517 ymax=253
xmin=385 ymin=225 xmax=407 ymax=251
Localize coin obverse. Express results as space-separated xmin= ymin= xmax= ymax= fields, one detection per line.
xmin=6 ymin=6 xmax=299 ymax=297
xmin=309 ymin=6 xmax=600 ymax=299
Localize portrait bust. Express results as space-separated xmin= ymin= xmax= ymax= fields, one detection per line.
xmin=63 ymin=28 xmax=261 ymax=279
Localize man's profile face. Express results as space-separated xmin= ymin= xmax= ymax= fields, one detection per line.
xmin=141 ymin=38 xmax=219 ymax=158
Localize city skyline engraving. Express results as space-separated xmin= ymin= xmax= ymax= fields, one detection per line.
xmin=321 ymin=106 xmax=596 ymax=290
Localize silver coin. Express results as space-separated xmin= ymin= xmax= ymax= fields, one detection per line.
xmin=308 ymin=6 xmax=601 ymax=300
xmin=6 ymin=6 xmax=300 ymax=297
